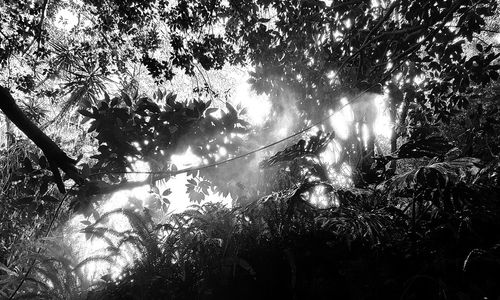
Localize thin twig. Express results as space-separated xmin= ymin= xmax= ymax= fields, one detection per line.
xmin=337 ymin=1 xmax=401 ymax=73
xmin=21 ymin=0 xmax=50 ymax=56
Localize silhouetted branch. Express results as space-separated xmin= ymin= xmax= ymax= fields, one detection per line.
xmin=0 ymin=86 xmax=83 ymax=192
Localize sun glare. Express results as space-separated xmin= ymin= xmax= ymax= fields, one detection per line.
xmin=70 ymin=156 xmax=232 ymax=282
xmin=329 ymin=95 xmax=392 ymax=141
xmin=171 ymin=146 xmax=202 ymax=168
xmin=233 ymin=76 xmax=272 ymax=126
xmin=64 ymin=68 xmax=393 ymax=286
xmin=373 ymin=94 xmax=392 ymax=139
xmin=319 ymin=139 xmax=340 ymax=165
xmin=126 ymin=160 xmax=150 ymax=181
xmin=329 ymin=101 xmax=353 ymax=140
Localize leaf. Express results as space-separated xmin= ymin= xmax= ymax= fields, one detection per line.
xmin=190 ymin=191 xmax=205 ymax=203
xmin=23 ymin=157 xmax=33 ymax=172
xmin=226 ymin=102 xmax=237 ymax=116
xmin=80 ymin=220 xmax=92 ymax=226
xmin=38 ymin=155 xmax=48 ymax=169
xmin=132 ymin=87 xmax=139 ymax=100
xmin=88 ymin=120 xmax=99 ymax=132
xmin=28 ymin=151 xmax=38 ymax=163
xmin=489 ymin=71 xmax=499 ymax=81
xmin=81 ymin=116 xmax=92 ymax=124
xmin=0 ymin=263 xmax=16 ymax=276
xmin=39 ymin=178 xmax=49 ymax=195
xmin=205 ymin=108 xmax=218 ymax=115
xmin=18 ymin=197 xmax=35 ymax=205
xmin=42 ymin=195 xmax=60 ymax=203
xmin=100 ymin=101 xmax=109 ymax=111
xmin=162 ymin=189 xmax=172 ymax=196
xmin=123 ymin=92 xmax=132 ymax=107
xmin=429 ymin=61 xmax=441 ymax=70
xmin=166 ymin=93 xmax=177 ymax=106
xmin=78 ymin=109 xmax=94 ymax=118
xmin=150 ymin=186 xmax=160 ymax=195
xmin=108 ymin=173 xmax=119 ymax=183
xmin=81 ymin=163 xmax=91 ymax=178
xmin=110 ymin=97 xmax=119 ymax=107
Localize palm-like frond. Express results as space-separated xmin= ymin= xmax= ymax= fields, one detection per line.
xmin=46 ymin=39 xmax=110 ymax=121
xmin=57 ymin=72 xmax=107 ymax=119
xmin=0 ymin=238 xmax=86 ymax=300
xmin=387 ymin=157 xmax=482 ymax=197
xmin=49 ymin=39 xmax=77 ymax=75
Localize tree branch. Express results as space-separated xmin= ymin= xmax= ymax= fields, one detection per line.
xmin=0 ymin=86 xmax=83 ymax=192
xmin=361 ymin=0 xmax=401 ymax=47
xmin=22 ymin=0 xmax=50 ymax=56
xmin=337 ymin=0 xmax=401 ymax=73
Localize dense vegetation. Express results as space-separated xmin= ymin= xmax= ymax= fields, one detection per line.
xmin=0 ymin=0 xmax=500 ymax=299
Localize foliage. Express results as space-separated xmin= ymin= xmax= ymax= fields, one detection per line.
xmin=0 ymin=237 xmax=87 ymax=300
xmin=77 ymin=161 xmax=500 ymax=299
xmin=80 ymin=91 xmax=248 ymax=173
xmin=1 ymin=0 xmax=500 ymax=299
xmin=442 ymin=83 xmax=500 ymax=160
xmin=0 ymin=140 xmax=69 ymax=265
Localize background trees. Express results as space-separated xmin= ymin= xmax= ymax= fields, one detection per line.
xmin=0 ymin=0 xmax=500 ymax=299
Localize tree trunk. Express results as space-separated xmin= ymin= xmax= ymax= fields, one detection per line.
xmin=5 ymin=118 xmax=14 ymax=148
xmin=388 ymin=96 xmax=397 ymax=175
xmin=0 ymin=86 xmax=82 ymax=192
xmin=387 ymin=84 xmax=405 ymax=176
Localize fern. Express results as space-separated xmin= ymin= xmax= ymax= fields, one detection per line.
xmin=0 ymin=233 xmax=88 ymax=299
xmin=73 ymin=255 xmax=116 ymax=273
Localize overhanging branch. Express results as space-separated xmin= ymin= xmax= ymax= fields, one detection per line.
xmin=0 ymin=86 xmax=83 ymax=192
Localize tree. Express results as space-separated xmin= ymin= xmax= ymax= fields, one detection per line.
xmin=224 ymin=0 xmax=499 ymax=185
xmin=1 ymin=0 xmax=500 ymax=299
xmin=3 ymin=0 xmax=499 ymax=187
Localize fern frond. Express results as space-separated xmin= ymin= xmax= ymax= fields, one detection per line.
xmin=31 ymin=265 xmax=65 ymax=295
xmin=14 ymin=291 xmax=56 ymax=300
xmin=73 ymin=255 xmax=116 ymax=272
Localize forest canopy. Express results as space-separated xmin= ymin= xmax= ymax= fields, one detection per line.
xmin=0 ymin=0 xmax=500 ymax=299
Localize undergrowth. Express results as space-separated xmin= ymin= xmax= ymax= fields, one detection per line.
xmin=1 ymin=158 xmax=499 ymax=299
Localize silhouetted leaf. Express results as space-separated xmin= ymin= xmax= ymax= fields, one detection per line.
xmin=18 ymin=197 xmax=34 ymax=205
xmin=78 ymin=109 xmax=94 ymax=118
xmin=23 ymin=157 xmax=33 ymax=172
xmin=38 ymin=155 xmax=48 ymax=169
xmin=123 ymin=92 xmax=132 ymax=106
xmin=42 ymin=195 xmax=60 ymax=203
